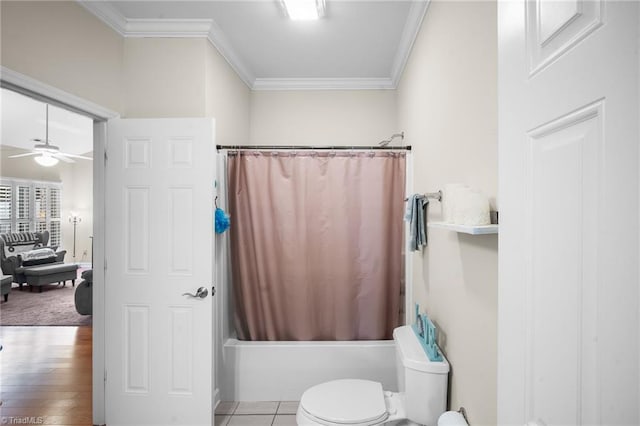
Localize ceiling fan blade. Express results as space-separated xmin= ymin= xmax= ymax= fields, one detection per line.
xmin=8 ymin=152 xmax=39 ymax=158
xmin=53 ymin=154 xmax=75 ymax=163
xmin=59 ymin=153 xmax=93 ymax=160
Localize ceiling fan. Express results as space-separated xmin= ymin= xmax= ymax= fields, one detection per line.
xmin=8 ymin=104 xmax=92 ymax=167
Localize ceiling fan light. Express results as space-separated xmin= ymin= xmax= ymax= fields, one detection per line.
xmin=280 ymin=0 xmax=325 ymax=20
xmin=34 ymin=154 xmax=59 ymax=167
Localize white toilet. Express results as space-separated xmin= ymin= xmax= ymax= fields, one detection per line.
xmin=296 ymin=325 xmax=449 ymax=426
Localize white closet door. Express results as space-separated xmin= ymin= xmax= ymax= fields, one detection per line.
xmin=498 ymin=1 xmax=639 ymax=425
xmin=105 ymin=118 xmax=215 ymax=426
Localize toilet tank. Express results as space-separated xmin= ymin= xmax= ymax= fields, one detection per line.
xmin=393 ymin=325 xmax=449 ymax=426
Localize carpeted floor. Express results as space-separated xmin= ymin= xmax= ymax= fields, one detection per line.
xmin=0 ymin=281 xmax=92 ymax=326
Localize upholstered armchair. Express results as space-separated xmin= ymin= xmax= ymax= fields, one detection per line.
xmin=75 ymin=269 xmax=93 ymax=315
xmin=0 ymin=231 xmax=68 ymax=287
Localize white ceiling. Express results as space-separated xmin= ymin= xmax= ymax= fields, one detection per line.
xmin=1 ymin=89 xmax=94 ymax=155
xmin=2 ymin=2 xmax=427 ymax=153
xmin=78 ymin=0 xmax=429 ymax=90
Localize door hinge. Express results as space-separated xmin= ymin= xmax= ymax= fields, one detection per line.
xmin=104 ymin=150 xmax=108 ymax=163
xmin=104 ymin=369 xmax=107 ymax=383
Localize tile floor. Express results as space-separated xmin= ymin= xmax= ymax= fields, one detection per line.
xmin=215 ymin=401 xmax=299 ymax=426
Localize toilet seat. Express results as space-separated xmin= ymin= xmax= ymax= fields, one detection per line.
xmin=298 ymin=379 xmax=390 ymax=425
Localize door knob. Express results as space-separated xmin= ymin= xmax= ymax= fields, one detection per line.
xmin=182 ymin=287 xmax=208 ymax=299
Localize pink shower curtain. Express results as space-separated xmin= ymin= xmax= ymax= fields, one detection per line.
xmin=228 ymin=151 xmax=406 ymax=341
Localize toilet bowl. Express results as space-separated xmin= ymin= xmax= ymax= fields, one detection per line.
xmin=296 ymin=379 xmax=402 ymax=425
xmin=296 ymin=325 xmax=449 ymax=426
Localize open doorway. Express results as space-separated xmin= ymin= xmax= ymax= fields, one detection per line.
xmin=0 ymin=69 xmax=114 ymax=426
xmin=0 ymin=88 xmax=93 ymax=326
xmin=0 ymin=87 xmax=100 ymax=426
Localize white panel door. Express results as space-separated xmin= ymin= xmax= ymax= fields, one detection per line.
xmin=498 ymin=1 xmax=638 ymax=425
xmin=106 ymin=118 xmax=215 ymax=426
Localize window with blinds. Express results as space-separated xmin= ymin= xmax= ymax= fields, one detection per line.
xmin=0 ymin=184 xmax=11 ymax=233
xmin=49 ymin=221 xmax=61 ymax=247
xmin=16 ymin=222 xmax=31 ymax=232
xmin=16 ymin=185 xmax=31 ymax=232
xmin=0 ymin=180 xmax=62 ymax=244
xmin=49 ymin=187 xmax=62 ymax=245
xmin=35 ymin=187 xmax=47 ymax=219
xmin=35 ymin=186 xmax=47 ymax=233
xmin=49 ymin=188 xmax=61 ymax=219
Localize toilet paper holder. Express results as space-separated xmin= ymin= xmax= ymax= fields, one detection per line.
xmin=458 ymin=407 xmax=468 ymax=422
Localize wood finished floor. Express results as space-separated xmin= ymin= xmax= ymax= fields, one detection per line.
xmin=0 ymin=326 xmax=92 ymax=426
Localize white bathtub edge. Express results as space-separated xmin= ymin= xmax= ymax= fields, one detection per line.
xmin=221 ymin=339 xmax=397 ymax=401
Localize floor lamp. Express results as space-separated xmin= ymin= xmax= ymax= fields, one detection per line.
xmin=69 ymin=212 xmax=81 ymax=261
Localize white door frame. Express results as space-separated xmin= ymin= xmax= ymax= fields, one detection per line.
xmin=1 ymin=66 xmax=119 ymax=426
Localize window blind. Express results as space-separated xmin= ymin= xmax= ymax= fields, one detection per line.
xmin=0 ymin=184 xmax=11 ymax=221
xmin=0 ymin=184 xmax=11 ymax=234
xmin=0 ymin=180 xmax=62 ymax=241
xmin=50 ymin=188 xmax=61 ymax=219
xmin=35 ymin=221 xmax=48 ymax=233
xmin=49 ymin=221 xmax=61 ymax=247
xmin=16 ymin=185 xmax=30 ymax=220
xmin=35 ymin=187 xmax=47 ymax=220
xmin=16 ymin=222 xmax=31 ymax=232
xmin=16 ymin=185 xmax=31 ymax=232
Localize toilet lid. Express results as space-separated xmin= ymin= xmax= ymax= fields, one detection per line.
xmin=300 ymin=379 xmax=388 ymax=425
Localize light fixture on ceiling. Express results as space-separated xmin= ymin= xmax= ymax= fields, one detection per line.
xmin=280 ymin=0 xmax=325 ymax=20
xmin=34 ymin=152 xmax=59 ymax=167
xmin=8 ymin=103 xmax=93 ymax=167
xmin=34 ymin=105 xmax=59 ymax=167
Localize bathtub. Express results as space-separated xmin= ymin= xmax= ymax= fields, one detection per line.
xmin=219 ymin=338 xmax=397 ymax=401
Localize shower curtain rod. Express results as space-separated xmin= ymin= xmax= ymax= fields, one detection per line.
xmin=216 ymin=144 xmax=412 ymax=151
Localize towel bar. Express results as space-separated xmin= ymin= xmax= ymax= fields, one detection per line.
xmin=405 ymin=190 xmax=442 ymax=202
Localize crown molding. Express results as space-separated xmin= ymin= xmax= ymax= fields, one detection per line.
xmin=252 ymin=78 xmax=396 ymax=91
xmin=125 ymin=19 xmax=213 ymax=37
xmin=77 ymin=1 xmax=213 ymax=37
xmin=390 ymin=0 xmax=431 ymax=88
xmin=77 ymin=1 xmax=128 ymax=36
xmin=207 ymin=20 xmax=255 ymax=88
xmin=77 ymin=0 xmax=254 ymax=86
xmin=77 ymin=0 xmax=430 ymax=91
xmin=0 ymin=66 xmax=119 ymax=120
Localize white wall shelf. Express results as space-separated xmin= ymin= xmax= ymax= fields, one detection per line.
xmin=428 ymin=222 xmax=499 ymax=235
